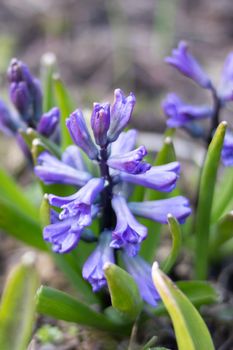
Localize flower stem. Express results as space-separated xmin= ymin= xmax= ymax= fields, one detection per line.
xmin=206 ymin=87 xmax=221 ymax=145
xmin=99 ymin=146 xmax=116 ymax=231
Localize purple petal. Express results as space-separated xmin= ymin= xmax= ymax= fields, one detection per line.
xmin=129 ymin=196 xmax=191 ymax=224
xmin=82 ymin=232 xmax=114 ymax=292
xmin=107 ymin=145 xmax=151 ymax=174
xmin=35 ymin=151 xmax=92 ymax=186
xmin=165 ymin=41 xmax=211 ymax=89
xmin=107 ymin=89 xmax=136 ymax=142
xmin=219 ymin=52 xmax=233 ymax=101
xmin=37 ymin=107 xmax=60 ymax=137
xmin=162 ymin=93 xmax=212 ymax=128
xmin=110 ymin=129 xmax=138 ymax=156
xmin=222 ymin=130 xmax=233 ymax=166
xmin=66 ymin=110 xmax=98 ymax=160
xmin=91 ymin=102 xmax=110 ymax=146
xmin=111 ymin=195 xmax=147 ymax=256
xmin=121 ymin=162 xmax=180 ymax=192
xmin=62 ymin=145 xmax=87 ymax=171
xmin=123 ymin=254 xmax=160 ymax=306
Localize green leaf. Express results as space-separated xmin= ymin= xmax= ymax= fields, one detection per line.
xmin=152 ymin=263 xmax=215 ymax=350
xmin=152 ymin=280 xmax=219 ymax=317
xmin=140 ymin=137 xmax=177 ymax=263
xmin=161 ymin=214 xmax=182 ymax=273
xmin=195 ymin=121 xmax=227 ymax=279
xmin=0 ymin=196 xmax=46 ymax=251
xmin=53 ymin=74 xmax=73 ymax=151
xmin=40 ymin=52 xmax=57 ymax=112
xmin=0 ymin=253 xmax=40 ymax=350
xmin=211 ymin=167 xmax=233 ymax=223
xmin=36 ymin=286 xmax=129 ymax=334
xmin=0 ymin=168 xmax=38 ymax=220
xmin=104 ymin=263 xmax=143 ymax=321
xmin=210 ymin=212 xmax=233 ymax=259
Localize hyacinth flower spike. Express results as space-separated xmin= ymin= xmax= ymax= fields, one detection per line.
xmin=35 ymin=148 xmax=92 ymax=186
xmin=122 ymin=253 xmax=160 ymax=306
xmin=129 ymin=196 xmax=191 ymax=224
xmin=120 ymin=162 xmax=180 ymax=192
xmin=82 ymin=232 xmax=115 ymax=292
xmin=165 ymin=41 xmax=212 ymax=89
xmin=110 ymin=194 xmax=147 ymax=257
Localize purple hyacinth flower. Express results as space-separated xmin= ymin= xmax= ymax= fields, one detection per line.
xmin=110 ymin=195 xmax=147 ymax=256
xmin=121 ymin=162 xmax=180 ymax=192
xmin=61 ymin=145 xmax=87 ymax=172
xmin=107 ymin=145 xmax=151 ymax=174
xmin=91 ymin=102 xmax=110 ymax=146
xmin=110 ymin=129 xmax=138 ymax=156
xmin=66 ymin=109 xmax=98 ymax=160
xmin=37 ymin=107 xmax=60 ymax=137
xmin=162 ymin=93 xmax=213 ymax=128
xmin=129 ymin=196 xmax=191 ymax=224
xmin=47 ymin=178 xmax=105 ymax=227
xmin=219 ymin=52 xmax=233 ymax=102
xmin=82 ymin=232 xmax=114 ymax=292
xmin=43 ymin=215 xmax=83 ymax=253
xmin=0 ymin=99 xmax=21 ymax=136
xmin=8 ymin=58 xmax=42 ymax=124
xmin=107 ymin=89 xmax=136 ymax=142
xmin=35 ymin=150 xmax=92 ymax=186
xmin=122 ymin=253 xmax=160 ymax=306
xmin=165 ymin=41 xmax=211 ymax=89
xmin=222 ymin=131 xmax=233 ymax=166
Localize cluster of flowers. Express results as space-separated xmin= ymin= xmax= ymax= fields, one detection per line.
xmin=0 ymin=59 xmax=60 ymax=156
xmin=163 ymin=41 xmax=233 ymax=165
xmin=0 ymin=57 xmax=192 ymax=306
xmin=35 ymin=89 xmax=191 ymax=305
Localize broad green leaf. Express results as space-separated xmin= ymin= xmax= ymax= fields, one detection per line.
xmin=152 ymin=263 xmax=215 ymax=350
xmin=211 ymin=167 xmax=233 ymax=222
xmin=195 ymin=121 xmax=227 ymax=279
xmin=140 ymin=137 xmax=177 ymax=263
xmin=0 ymin=196 xmax=46 ymax=250
xmin=0 ymin=168 xmax=38 ymax=220
xmin=161 ymin=214 xmax=182 ymax=273
xmin=152 ymin=280 xmax=219 ymax=316
xmin=36 ymin=286 xmax=129 ymax=334
xmin=40 ymin=52 xmax=57 ymax=112
xmin=104 ymin=263 xmax=143 ymax=321
xmin=53 ymin=75 xmax=73 ymax=151
xmin=0 ymin=253 xmax=40 ymax=350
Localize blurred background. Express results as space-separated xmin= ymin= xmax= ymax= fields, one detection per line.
xmin=1 ymin=0 xmax=233 ymax=132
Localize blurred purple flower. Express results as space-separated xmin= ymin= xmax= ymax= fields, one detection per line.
xmin=165 ymin=41 xmax=211 ymax=89
xmin=162 ymin=93 xmax=212 ymax=128
xmin=8 ymin=58 xmax=42 ymax=124
xmin=35 ymin=148 xmax=92 ymax=186
xmin=123 ymin=253 xmax=160 ymax=306
xmin=0 ymin=99 xmax=21 ymax=136
xmin=110 ymin=195 xmax=147 ymax=256
xmin=91 ymin=103 xmax=110 ymax=146
xmin=66 ymin=109 xmax=98 ymax=160
xmin=82 ymin=232 xmax=114 ymax=292
xmin=219 ymin=52 xmax=233 ymax=101
xmin=107 ymin=89 xmax=136 ymax=142
xmin=37 ymin=107 xmax=60 ymax=137
xmin=129 ymin=196 xmax=191 ymax=224
xmin=222 ymin=130 xmax=233 ymax=166
xmin=121 ymin=162 xmax=180 ymax=192
xmin=107 ymin=146 xmax=150 ymax=174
